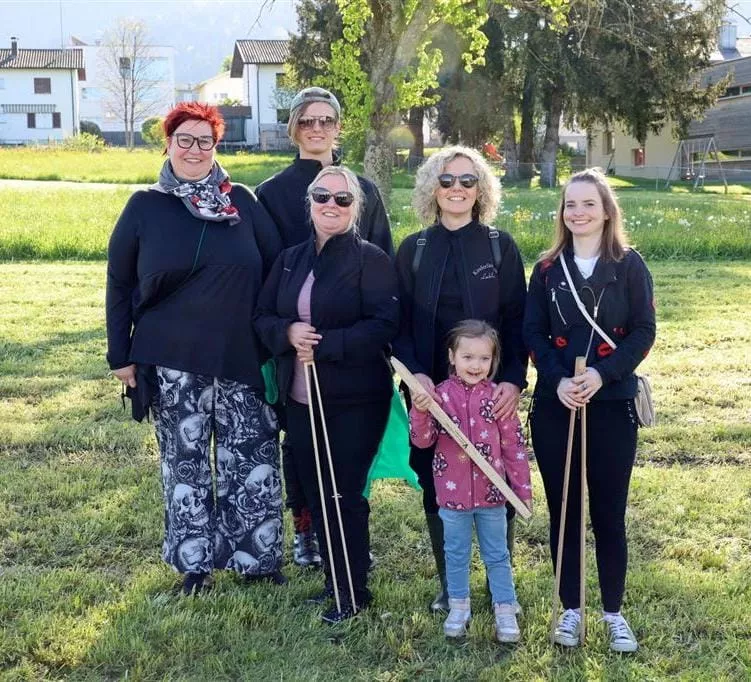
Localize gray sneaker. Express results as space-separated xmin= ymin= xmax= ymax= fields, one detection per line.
xmin=603 ymin=613 xmax=639 ymax=653
xmin=293 ymin=530 xmax=322 ymax=568
xmin=554 ymin=608 xmax=581 ymax=647
xmin=443 ymin=598 xmax=471 ymax=638
xmin=493 ymin=602 xmax=520 ymax=643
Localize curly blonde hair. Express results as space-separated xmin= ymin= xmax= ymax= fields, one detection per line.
xmin=412 ymin=146 xmax=501 ymax=225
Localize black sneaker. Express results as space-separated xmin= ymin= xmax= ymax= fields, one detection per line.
xmin=321 ymin=602 xmax=360 ymax=624
xmin=182 ymin=572 xmax=211 ymax=596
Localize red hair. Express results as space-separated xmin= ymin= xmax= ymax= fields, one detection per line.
xmin=163 ymin=102 xmax=225 ymax=141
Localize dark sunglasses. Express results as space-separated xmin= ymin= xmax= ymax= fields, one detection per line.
xmin=310 ymin=188 xmax=355 ymax=207
xmin=438 ymin=173 xmax=479 ymax=189
xmin=173 ymin=133 xmax=216 ymax=151
xmin=298 ymin=115 xmax=338 ymax=131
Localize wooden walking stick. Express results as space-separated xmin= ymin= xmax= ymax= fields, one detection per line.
xmin=304 ymin=361 xmax=358 ymax=613
xmin=550 ymin=356 xmax=587 ymax=645
xmin=579 ymin=370 xmax=588 ymax=645
xmin=390 ymin=356 xmax=531 ymax=521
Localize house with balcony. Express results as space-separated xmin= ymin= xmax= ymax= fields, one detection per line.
xmin=587 ymin=25 xmax=751 ymax=182
xmin=229 ymin=39 xmax=292 ymax=150
xmin=0 ymin=36 xmax=84 ymax=144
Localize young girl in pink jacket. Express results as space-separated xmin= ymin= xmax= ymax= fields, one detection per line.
xmin=409 ymin=320 xmax=532 ymax=642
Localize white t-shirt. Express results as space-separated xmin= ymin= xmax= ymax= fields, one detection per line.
xmin=574 ymin=254 xmax=599 ymax=279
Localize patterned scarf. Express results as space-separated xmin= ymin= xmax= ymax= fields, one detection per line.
xmin=151 ymin=160 xmax=241 ymax=225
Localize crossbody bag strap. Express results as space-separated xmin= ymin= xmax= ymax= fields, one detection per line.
xmin=558 ymin=253 xmax=617 ymax=349
xmin=488 ymin=227 xmax=502 ymax=270
xmin=411 ymin=228 xmax=429 ymax=275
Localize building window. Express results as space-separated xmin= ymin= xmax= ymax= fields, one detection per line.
xmin=277 ymin=109 xmax=290 ymax=124
xmin=77 ymin=68 xmax=86 ymax=81
xmin=27 ymin=113 xmax=36 ymax=128
xmin=34 ymin=78 xmax=52 ymax=94
xmin=0 ymin=78 xmax=5 ymax=90
xmin=603 ymin=131 xmax=614 ymax=155
xmin=52 ymin=112 xmax=61 ymax=129
xmin=632 ymin=148 xmax=645 ymax=167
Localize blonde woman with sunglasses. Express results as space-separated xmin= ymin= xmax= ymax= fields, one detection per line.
xmin=254 ymin=166 xmax=399 ymax=623
xmin=393 ymin=145 xmax=528 ymax=613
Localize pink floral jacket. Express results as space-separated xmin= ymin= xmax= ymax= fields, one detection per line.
xmin=409 ymin=375 xmax=532 ymax=510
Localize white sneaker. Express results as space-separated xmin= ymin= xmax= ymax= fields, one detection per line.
xmin=443 ymin=598 xmax=471 ymax=638
xmin=554 ymin=608 xmax=581 ymax=647
xmin=603 ymin=613 xmax=639 ymax=653
xmin=493 ymin=602 xmax=520 ymax=643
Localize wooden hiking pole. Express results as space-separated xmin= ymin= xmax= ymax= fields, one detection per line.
xmin=390 ymin=356 xmax=531 ymax=520
xmin=579 ymin=362 xmax=588 ymax=645
xmin=304 ymin=361 xmax=358 ymax=613
xmin=550 ymin=356 xmax=587 ymax=645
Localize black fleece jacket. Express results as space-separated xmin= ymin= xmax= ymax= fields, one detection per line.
xmin=393 ymin=220 xmax=528 ymax=388
xmin=253 ymin=231 xmax=399 ymax=405
xmin=106 ymin=185 xmax=281 ymax=387
xmin=255 ymin=154 xmax=394 ymax=256
xmin=523 ymin=248 xmax=656 ymax=400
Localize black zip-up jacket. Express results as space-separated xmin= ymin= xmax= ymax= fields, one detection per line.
xmin=523 ymin=247 xmax=656 ymax=400
xmin=255 ymin=153 xmax=394 ymax=256
xmin=106 ymin=185 xmax=281 ymax=388
xmin=253 ymin=231 xmax=399 ymax=406
xmin=393 ymin=220 xmax=528 ymax=388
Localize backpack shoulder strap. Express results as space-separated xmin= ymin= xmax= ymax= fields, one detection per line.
xmin=411 ymin=228 xmax=429 ymax=276
xmin=488 ymin=227 xmax=502 ymax=270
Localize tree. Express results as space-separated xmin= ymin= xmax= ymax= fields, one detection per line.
xmin=220 ymin=54 xmax=233 ymax=72
xmin=325 ymin=0 xmax=569 ymax=202
xmin=288 ymin=0 xmax=343 ymax=86
xmin=141 ymin=116 xmax=165 ymax=147
xmin=99 ymin=19 xmax=166 ymax=148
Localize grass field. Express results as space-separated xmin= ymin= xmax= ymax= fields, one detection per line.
xmin=1 ymin=260 xmax=749 ymax=680
xmin=2 ymin=185 xmax=750 ymax=262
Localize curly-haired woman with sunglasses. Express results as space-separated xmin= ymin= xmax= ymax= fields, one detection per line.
xmin=254 ymin=166 xmax=399 ymax=623
xmin=393 ymin=145 xmax=528 ymax=613
xmin=255 ymin=87 xmax=394 ymax=569
xmin=106 ymin=102 xmax=284 ymax=596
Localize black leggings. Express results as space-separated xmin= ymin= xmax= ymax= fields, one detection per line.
xmin=286 ymin=397 xmax=390 ymax=605
xmin=531 ymin=397 xmax=638 ymax=612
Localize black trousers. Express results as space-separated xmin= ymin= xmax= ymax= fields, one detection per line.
xmin=274 ymin=405 xmax=306 ymax=515
xmin=531 ymin=397 xmax=638 ymax=612
xmin=286 ymin=396 xmax=390 ymax=605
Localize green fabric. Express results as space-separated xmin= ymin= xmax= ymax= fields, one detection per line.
xmin=364 ymin=384 xmax=421 ymax=498
xmin=261 ymin=359 xmax=278 ymax=405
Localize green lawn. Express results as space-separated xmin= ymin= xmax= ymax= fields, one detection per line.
xmin=0 ymin=147 xmax=292 ymax=187
xmin=2 ymin=185 xmax=750 ymax=262
xmin=1 ymin=261 xmax=749 ymax=680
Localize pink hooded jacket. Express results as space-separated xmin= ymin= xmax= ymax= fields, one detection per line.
xmin=409 ymin=375 xmax=532 ymax=511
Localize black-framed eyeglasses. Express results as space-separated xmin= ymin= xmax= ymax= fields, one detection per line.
xmin=310 ymin=187 xmax=355 ymax=207
xmin=298 ymin=116 xmax=338 ymax=131
xmin=173 ymin=133 xmax=216 ymax=151
xmin=438 ymin=173 xmax=479 ymax=189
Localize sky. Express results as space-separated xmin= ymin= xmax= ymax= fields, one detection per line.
xmin=0 ymin=0 xmax=298 ymax=84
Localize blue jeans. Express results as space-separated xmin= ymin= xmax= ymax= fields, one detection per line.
xmin=439 ymin=506 xmax=516 ymax=604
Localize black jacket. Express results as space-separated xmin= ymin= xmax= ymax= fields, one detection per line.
xmin=106 ymin=185 xmax=281 ymax=388
xmin=523 ymin=248 xmax=656 ymax=400
xmin=255 ymin=153 xmax=394 ymax=256
xmin=393 ymin=220 xmax=528 ymax=388
xmin=253 ymin=231 xmax=399 ymax=406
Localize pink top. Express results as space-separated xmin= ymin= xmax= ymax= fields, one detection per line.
xmin=289 ymin=270 xmax=315 ymax=404
xmin=409 ymin=375 xmax=532 ymax=510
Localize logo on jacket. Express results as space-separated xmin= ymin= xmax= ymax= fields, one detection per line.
xmin=472 ymin=262 xmax=497 ymax=280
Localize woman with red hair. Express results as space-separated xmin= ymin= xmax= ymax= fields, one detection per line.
xmin=106 ymin=102 xmax=284 ymax=595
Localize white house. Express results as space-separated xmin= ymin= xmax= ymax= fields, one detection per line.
xmin=70 ymin=36 xmax=175 ymax=146
xmin=195 ymin=71 xmax=244 ymax=106
xmin=0 ymin=36 xmax=83 ymax=144
xmin=230 ymin=39 xmax=291 ymax=150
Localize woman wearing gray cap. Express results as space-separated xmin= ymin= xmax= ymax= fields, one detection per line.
xmin=256 ymin=87 xmax=394 ymax=569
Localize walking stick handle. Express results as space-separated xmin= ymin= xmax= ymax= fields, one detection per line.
xmin=574 ymin=356 xmax=586 ymax=376
xmin=390 ymin=356 xmax=531 ymax=520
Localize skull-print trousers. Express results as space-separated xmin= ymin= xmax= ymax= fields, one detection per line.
xmin=152 ymin=366 xmax=282 ymax=576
